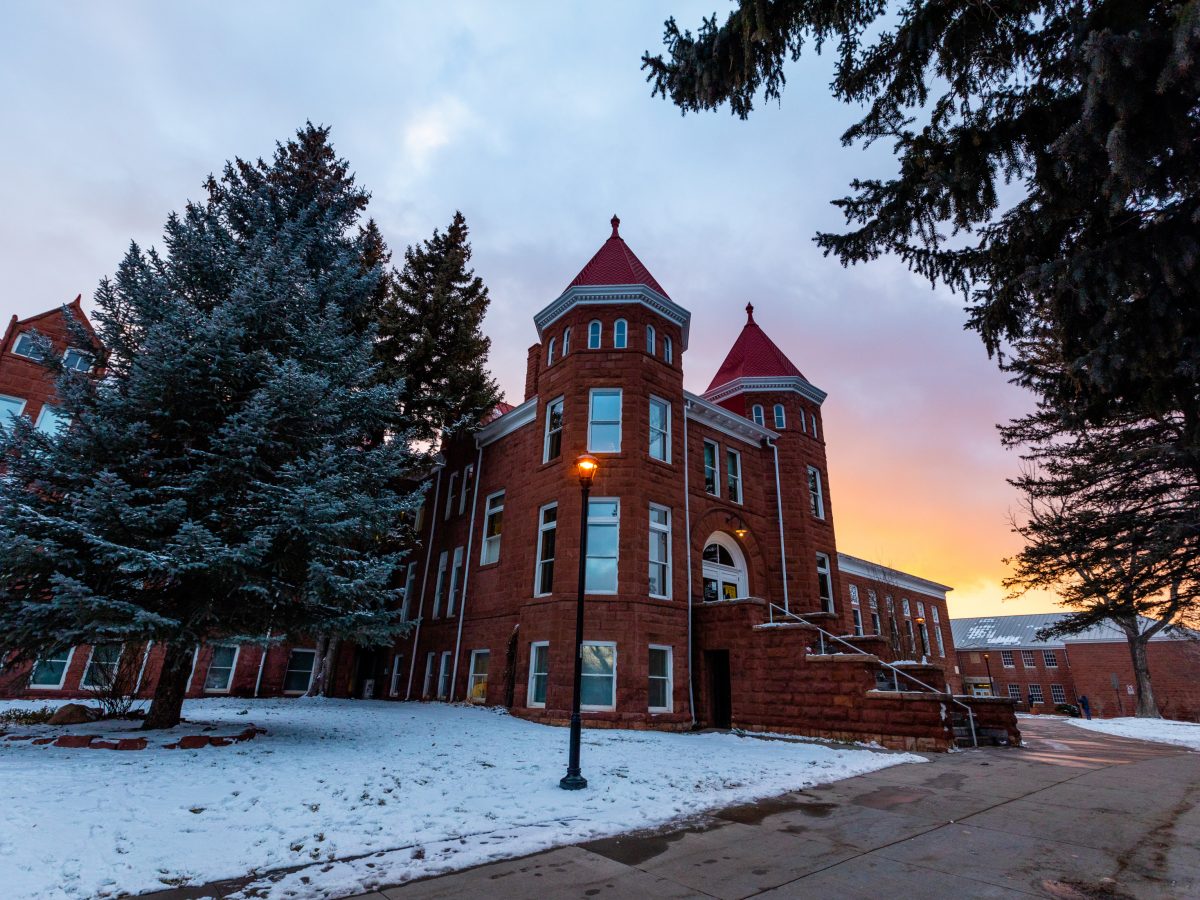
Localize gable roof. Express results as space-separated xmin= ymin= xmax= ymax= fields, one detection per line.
xmin=950 ymin=613 xmax=1193 ymax=650
xmin=565 ymin=216 xmax=669 ymax=298
xmin=706 ymin=304 xmax=805 ymax=391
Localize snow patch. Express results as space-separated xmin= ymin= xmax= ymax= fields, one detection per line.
xmin=1068 ymin=716 xmax=1200 ymax=751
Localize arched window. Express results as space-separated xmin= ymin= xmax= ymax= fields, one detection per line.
xmin=702 ymin=533 xmax=748 ymax=601
xmin=773 ymin=404 xmax=786 ymax=429
xmin=588 ymin=320 xmax=602 ymax=349
xmin=562 ymin=327 xmax=571 ymax=355
xmin=750 ymin=404 xmax=765 ymax=427
xmin=646 ymin=324 xmax=656 ymax=355
xmin=614 ymin=319 xmax=627 ymax=349
xmin=663 ymin=335 xmax=673 ymax=364
xmin=546 ymin=338 xmax=556 ymax=366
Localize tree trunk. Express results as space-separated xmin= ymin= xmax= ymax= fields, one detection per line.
xmin=1126 ymin=633 xmax=1161 ymax=718
xmin=307 ymin=635 xmax=340 ymax=697
xmin=142 ymin=640 xmax=194 ymax=730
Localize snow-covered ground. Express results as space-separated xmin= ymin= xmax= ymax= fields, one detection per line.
xmin=0 ymin=698 xmax=921 ymax=899
xmin=1068 ymin=715 xmax=1200 ymax=751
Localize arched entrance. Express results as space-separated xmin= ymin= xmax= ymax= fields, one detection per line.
xmin=702 ymin=532 xmax=748 ymax=601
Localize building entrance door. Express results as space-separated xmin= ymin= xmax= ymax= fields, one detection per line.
xmin=706 ymin=650 xmax=732 ymax=729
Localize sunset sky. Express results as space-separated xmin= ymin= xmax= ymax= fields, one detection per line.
xmin=0 ymin=1 xmax=1059 ymax=618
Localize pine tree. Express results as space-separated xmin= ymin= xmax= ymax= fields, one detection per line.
xmin=0 ymin=124 xmax=427 ymax=728
xmin=377 ymin=211 xmax=502 ymax=440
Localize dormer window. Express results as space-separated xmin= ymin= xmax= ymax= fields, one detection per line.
xmin=663 ymin=336 xmax=673 ymax=364
xmin=646 ymin=325 xmax=656 ymax=355
xmin=588 ymin=320 xmax=602 ymax=349
xmin=12 ymin=333 xmax=44 ymax=362
xmin=750 ymin=404 xmax=764 ymax=427
xmin=63 ymin=349 xmax=93 ymax=372
xmin=547 ymin=338 xmax=556 ymax=366
xmin=562 ymin=327 xmax=571 ymax=355
xmin=613 ymin=319 xmax=627 ymax=349
xmin=773 ymin=404 xmax=786 ymax=429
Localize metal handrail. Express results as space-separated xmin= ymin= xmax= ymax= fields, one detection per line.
xmin=767 ymin=602 xmax=978 ymax=748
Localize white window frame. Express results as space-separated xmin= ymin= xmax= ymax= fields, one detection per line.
xmin=816 ymin=552 xmax=834 ymax=613
xmin=773 ymin=404 xmax=786 ymax=429
xmin=587 ymin=388 xmax=622 ymax=454
xmin=750 ymin=404 xmax=764 ymax=427
xmin=528 ymin=641 xmax=549 ymax=708
xmin=807 ymin=466 xmax=825 ymax=519
xmin=80 ymin=643 xmax=123 ymax=689
xmin=543 ymin=396 xmax=564 ymax=462
xmin=422 ymin=651 xmax=436 ymax=697
xmin=1043 ymin=650 xmax=1058 ymax=668
xmin=468 ymin=649 xmax=490 ymax=703
xmin=725 ymin=448 xmax=742 ymax=504
xmin=534 ymin=502 xmax=558 ymax=597
xmin=447 ymin=545 xmax=465 ymax=616
xmin=852 ymin=608 xmax=864 ymax=636
xmin=480 ymin=491 xmax=504 ymax=565
xmin=810 ymin=414 xmax=819 ymax=440
xmin=646 ymin=324 xmax=656 ymax=355
xmin=648 ymin=396 xmax=671 ymax=462
xmin=432 ymin=550 xmax=448 ymax=617
xmin=1051 ymin=683 xmax=1067 ymax=704
xmin=585 ymin=498 xmax=620 ymax=595
xmin=11 ymin=332 xmax=43 ymax=361
xmin=444 ymin=471 xmax=458 ymax=520
xmin=0 ymin=393 xmax=27 ymax=428
xmin=203 ymin=643 xmax=240 ymax=694
xmin=1028 ymin=683 xmax=1045 ymax=705
xmin=283 ymin=648 xmax=318 ymax=695
xmin=588 ymin=320 xmax=602 ymax=349
xmin=546 ymin=337 xmax=556 ymax=366
xmin=648 ymin=503 xmax=672 ymax=600
xmin=580 ymin=640 xmax=617 ymax=711
xmin=562 ymin=327 xmax=571 ymax=355
xmin=400 ymin=562 xmax=418 ymax=619
xmin=62 ymin=348 xmax=92 ymax=372
xmin=1000 ymin=649 xmax=1015 ymax=668
xmin=902 ymin=597 xmax=911 ymax=616
xmin=459 ymin=464 xmax=474 ymax=516
xmin=648 ymin=644 xmax=673 ymax=713
xmin=703 ymin=440 xmax=720 ymax=496
xmin=389 ymin=653 xmax=404 ymax=697
xmin=613 ymin=318 xmax=627 ymax=349
xmin=1022 ymin=649 xmax=1037 ymax=668
xmin=663 ymin=335 xmax=673 ymax=364
xmin=1007 ymin=683 xmax=1021 ymax=701
xmin=29 ymin=646 xmax=75 ymax=689
xmin=437 ymin=650 xmax=452 ymax=700
xmin=931 ymin=606 xmax=946 ymax=656
xmin=34 ymin=405 xmax=69 ymax=435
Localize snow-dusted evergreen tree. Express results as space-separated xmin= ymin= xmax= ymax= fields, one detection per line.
xmin=0 ymin=124 xmax=427 ymax=728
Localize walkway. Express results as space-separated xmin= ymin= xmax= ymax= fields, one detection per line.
xmin=347 ymin=718 xmax=1200 ymax=899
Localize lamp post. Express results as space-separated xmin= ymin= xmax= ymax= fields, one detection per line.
xmin=983 ymin=653 xmax=996 ymax=697
xmin=560 ymin=453 xmax=598 ymax=791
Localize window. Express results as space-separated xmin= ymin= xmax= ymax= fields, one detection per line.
xmin=544 ymin=396 xmax=564 ymax=462
xmin=588 ymin=388 xmax=622 ymax=453
xmin=649 ymin=397 xmax=670 ymax=462
xmin=562 ymin=327 xmax=571 ymax=355
xmin=773 ymin=404 xmax=786 ymax=429
xmin=663 ymin=336 xmax=673 ymax=364
xmin=480 ymin=492 xmax=504 ymax=564
xmin=468 ymin=650 xmax=490 ymax=703
xmin=422 ymin=652 xmax=436 ymax=697
xmin=81 ymin=643 xmax=123 ymax=689
xmin=283 ymin=649 xmax=317 ymax=694
xmin=1000 ymin=650 xmax=1015 ymax=668
xmin=460 ymin=465 xmax=474 ymax=515
xmin=917 ymin=619 xmax=930 ymax=657
xmin=1007 ymin=683 xmax=1021 ymax=701
xmin=400 ymin=562 xmax=418 ymax=619
xmin=1051 ymin=684 xmax=1067 ymax=704
xmin=203 ymin=644 xmax=239 ymax=692
xmin=849 ymin=584 xmax=860 ymax=605
xmin=389 ymin=654 xmax=404 ymax=697
xmin=432 ymin=550 xmax=448 ymax=617
xmin=581 ymin=642 xmax=616 ymax=710
xmin=35 ymin=406 xmax=69 ymax=435
xmin=588 ymin=320 xmax=602 ymax=349
xmin=646 ymin=324 xmax=656 ymax=355
xmin=703 ymin=440 xmax=719 ymax=495
xmin=852 ymin=608 xmax=864 ymax=636
xmin=807 ymin=467 xmax=825 ymax=519
xmin=546 ymin=337 xmax=556 ymax=366
xmin=613 ymin=319 xmax=627 ymax=349
xmin=535 ymin=503 xmax=558 ymax=596
xmin=444 ymin=471 xmax=458 ymax=520
xmin=437 ymin=651 xmax=452 ymax=700
xmin=585 ymin=499 xmax=619 ymax=593
xmin=528 ymin=642 xmax=549 ymax=707
xmin=62 ymin=348 xmax=92 ymax=372
xmin=0 ymin=394 xmax=26 ymax=429
xmin=703 ymin=535 xmax=747 ymax=601
xmin=1043 ymin=650 xmax=1058 ymax=668
xmin=1028 ymin=684 xmax=1045 ymax=705
xmin=446 ymin=546 xmax=464 ymax=616
xmin=905 ymin=619 xmax=916 ymax=654
xmin=815 ymin=553 xmax=834 ymax=613
xmin=902 ymin=598 xmax=911 ymax=616
xmin=750 ymin=404 xmax=765 ymax=426
xmin=870 ymin=608 xmax=882 ymax=635
xmin=12 ymin=332 xmax=44 ymax=361
xmin=648 ymin=646 xmax=672 ymax=712
xmin=1021 ymin=650 xmax=1036 ymax=668
xmin=649 ymin=505 xmax=671 ymax=599
xmin=810 ymin=414 xmax=819 ymax=440
xmin=931 ymin=607 xmax=945 ymax=656
xmin=726 ymin=449 xmax=742 ymax=503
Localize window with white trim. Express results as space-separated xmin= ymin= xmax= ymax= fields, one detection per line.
xmin=773 ymin=404 xmax=786 ymax=429
xmin=389 ymin=653 xmax=404 ymax=697
xmin=444 ymin=471 xmax=458 ymax=520
xmin=726 ymin=448 xmax=742 ymax=503
xmin=460 ymin=465 xmax=474 ymax=515
xmin=648 ymin=397 xmax=670 ymax=462
xmin=646 ymin=324 xmax=656 ymax=355
xmin=400 ymin=562 xmax=418 ymax=619
xmin=901 ymin=598 xmax=911 ymax=616
xmin=528 ymin=642 xmax=549 ymax=707
xmin=663 ymin=335 xmax=673 ymax=364
xmin=1051 ymin=684 xmax=1066 ymax=704
xmin=35 ymin=405 xmax=69 ymax=435
xmin=810 ymin=414 xmax=819 ymax=440
xmin=931 ymin=606 xmax=945 ymax=656
xmin=585 ymin=498 xmax=619 ymax=593
xmin=544 ymin=396 xmax=564 ymax=462
xmin=422 ymin=652 xmax=436 ymax=697
xmin=581 ymin=641 xmax=616 ymax=710
xmin=816 ymin=553 xmax=834 ymax=613
xmin=849 ymin=584 xmax=860 ymax=605
xmin=283 ymin=649 xmax=317 ymax=694
xmin=703 ymin=440 xmax=719 ymax=495
xmin=1007 ymin=683 xmax=1021 ymax=700
xmin=468 ymin=649 xmax=490 ymax=703
xmin=613 ymin=319 xmax=627 ymax=349
xmin=1028 ymin=684 xmax=1045 ymax=704
xmin=750 ymin=404 xmax=764 ymax=426
xmin=1000 ymin=650 xmax=1015 ymax=668
xmin=916 ymin=600 xmax=926 ymax=618
xmin=807 ymin=466 xmax=825 ymax=518
xmin=905 ymin=618 xmax=916 ymax=653
xmin=703 ymin=536 xmax=747 ymax=601
xmin=81 ymin=643 xmax=123 ymax=689
xmin=868 ymin=591 xmax=882 ymax=635
xmin=588 ymin=320 xmax=602 ymax=348
xmin=1043 ymin=650 xmax=1058 ymax=668
xmin=437 ymin=650 xmax=452 ymax=700
xmin=648 ymin=645 xmax=672 ymax=712
xmin=852 ymin=607 xmax=864 ymax=636
xmin=0 ymin=394 xmax=26 ymax=429
xmin=1021 ymin=650 xmax=1036 ymax=668
xmin=535 ymin=503 xmax=557 ymax=596
xmin=546 ymin=337 xmax=556 ymax=366
xmin=203 ymin=644 xmax=239 ymax=692
xmin=649 ymin=504 xmax=671 ymax=599
xmin=480 ymin=491 xmax=504 ymax=564
xmin=63 ymin=348 xmax=93 ymax=372
xmin=562 ymin=327 xmax=571 ymax=355
xmin=446 ymin=546 xmax=465 ymax=616
xmin=588 ymin=388 xmax=622 ymax=453
xmin=432 ymin=550 xmax=448 ymax=617
xmin=12 ymin=332 xmax=44 ymax=361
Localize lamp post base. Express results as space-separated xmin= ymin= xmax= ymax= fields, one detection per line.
xmin=559 ymin=773 xmax=588 ymax=790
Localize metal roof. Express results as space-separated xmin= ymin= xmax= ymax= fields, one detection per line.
xmin=950 ymin=614 xmax=1193 ymax=649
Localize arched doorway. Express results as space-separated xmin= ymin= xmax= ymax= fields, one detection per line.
xmin=702 ymin=532 xmax=748 ymax=601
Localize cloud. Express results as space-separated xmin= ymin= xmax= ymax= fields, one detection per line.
xmin=401 ymin=97 xmax=476 ymax=174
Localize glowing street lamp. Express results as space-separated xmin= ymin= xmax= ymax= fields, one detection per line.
xmin=560 ymin=454 xmax=599 ymax=790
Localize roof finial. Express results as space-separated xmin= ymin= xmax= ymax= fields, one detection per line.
xmin=610 ymin=214 xmax=620 ymax=237
xmin=745 ymin=302 xmax=755 ymax=324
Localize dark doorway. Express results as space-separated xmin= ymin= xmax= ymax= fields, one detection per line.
xmin=354 ymin=649 xmax=384 ymax=699
xmin=706 ymin=650 xmax=732 ymax=729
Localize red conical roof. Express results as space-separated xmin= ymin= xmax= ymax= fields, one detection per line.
xmin=565 ymin=216 xmax=669 ymax=298
xmin=706 ymin=303 xmax=805 ymax=390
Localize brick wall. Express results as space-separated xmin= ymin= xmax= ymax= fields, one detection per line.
xmin=1067 ymin=640 xmax=1200 ymax=722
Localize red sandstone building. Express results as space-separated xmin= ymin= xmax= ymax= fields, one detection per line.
xmin=953 ymin=614 xmax=1200 ymax=721
xmin=2 ymin=223 xmax=1015 ymax=749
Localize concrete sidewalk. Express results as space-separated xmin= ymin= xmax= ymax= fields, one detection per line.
xmin=346 ymin=719 xmax=1200 ymax=899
